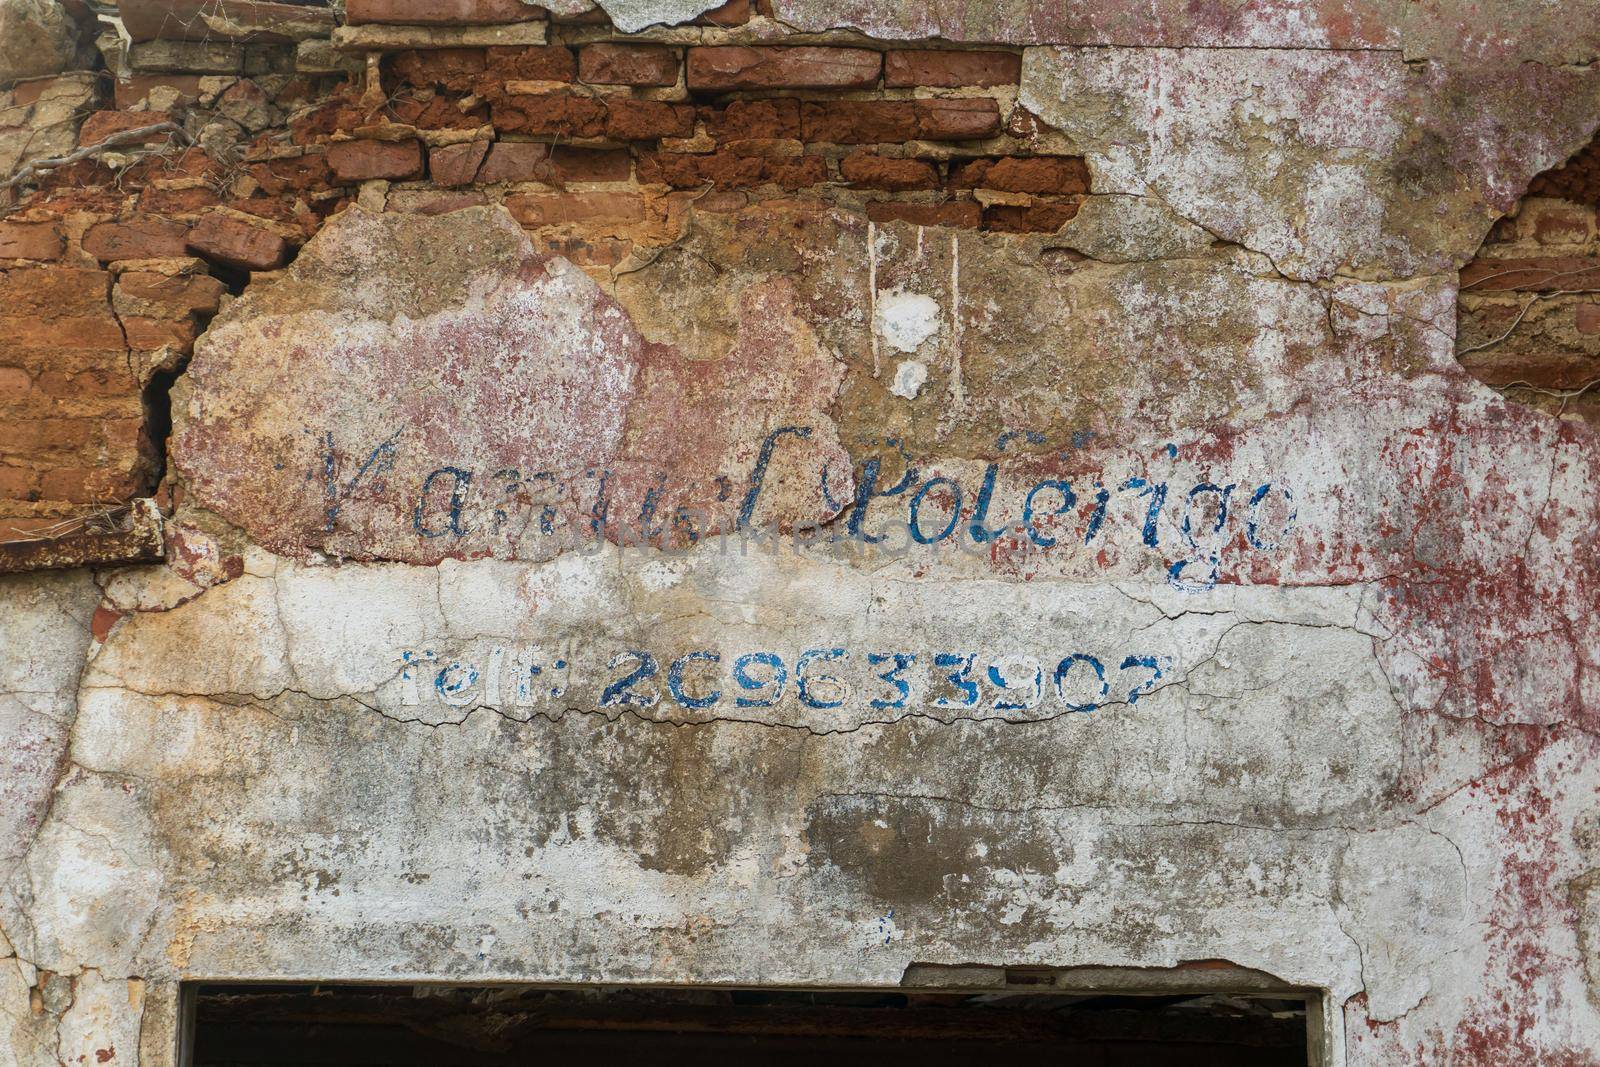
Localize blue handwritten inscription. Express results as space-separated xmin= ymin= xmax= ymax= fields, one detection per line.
xmin=320 ymin=426 xmax=1298 ymax=590
xmin=399 ymin=646 xmax=1172 ymax=717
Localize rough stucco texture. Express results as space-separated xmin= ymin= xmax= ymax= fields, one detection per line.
xmin=3 ymin=2 xmax=1600 ymax=1066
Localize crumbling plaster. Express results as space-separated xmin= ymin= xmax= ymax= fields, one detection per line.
xmin=3 ymin=2 xmax=1600 ymax=1065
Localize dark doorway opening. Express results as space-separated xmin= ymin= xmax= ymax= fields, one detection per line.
xmin=186 ymin=982 xmax=1313 ymax=1066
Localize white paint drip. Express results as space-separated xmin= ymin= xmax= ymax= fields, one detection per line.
xmin=948 ymin=233 xmax=965 ymax=409
xmin=867 ymin=221 xmax=879 ymax=378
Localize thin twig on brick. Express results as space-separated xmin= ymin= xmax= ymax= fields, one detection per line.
xmin=0 ymin=122 xmax=188 ymax=194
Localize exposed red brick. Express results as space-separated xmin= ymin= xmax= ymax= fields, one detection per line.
xmin=83 ymin=219 xmax=190 ymax=262
xmin=840 ymin=151 xmax=939 ymax=191
xmin=326 ymin=139 xmax=426 ymax=182
xmin=801 ymin=99 xmax=999 ymax=143
xmin=186 ymin=214 xmax=291 ymax=272
xmin=801 ymin=100 xmax=916 ymax=143
xmin=116 ymin=271 xmax=227 ymax=317
xmin=0 ymin=221 xmax=64 ymax=261
xmin=390 ymin=93 xmax=486 ymax=131
xmin=951 ymin=155 xmax=1090 ymax=195
xmin=1458 ymin=350 xmax=1600 ymax=389
xmin=394 ymin=191 xmax=490 ymax=215
xmin=604 ymin=99 xmax=696 ymax=140
xmin=1460 ymin=256 xmax=1600 ymax=292
xmin=249 ymin=154 xmax=335 ymax=197
xmin=78 ymin=111 xmax=174 ymax=148
xmin=390 ymin=48 xmax=487 ymax=92
xmin=137 ymin=185 xmax=223 ymax=214
xmin=1534 ymin=211 xmax=1590 ymax=244
xmin=982 ymin=200 xmax=1080 ymax=233
xmin=39 ymin=466 xmax=143 ymax=505
xmin=505 ymin=192 xmax=646 ymax=226
xmin=721 ymin=138 xmax=802 ymax=158
xmin=112 ymin=74 xmax=205 ymax=109
xmin=490 ymin=94 xmax=606 ymax=138
xmin=686 ymin=46 xmax=881 ymax=91
xmin=702 ymin=98 xmax=801 ymax=140
xmin=0 ymin=465 xmax=34 ymax=501
xmin=429 ymin=140 xmax=491 ymax=186
xmin=638 ymin=151 xmax=825 ymax=190
xmin=915 ymin=98 xmax=1001 ymax=140
xmin=348 ymin=0 xmax=542 ymax=23
xmin=551 ymin=146 xmax=631 ymax=182
xmin=865 ymin=200 xmax=982 ymax=228
xmin=0 ymin=417 xmax=97 ymax=459
xmin=1577 ymin=303 xmax=1600 ymax=334
xmin=884 ymin=49 xmax=1021 ymax=88
xmin=476 ymin=141 xmax=551 ymax=182
xmin=1528 ymin=137 xmax=1600 ymax=205
xmin=120 ymin=317 xmax=200 ymax=352
xmin=579 ymin=43 xmax=679 ymax=87
xmin=483 ymin=45 xmax=578 ymax=84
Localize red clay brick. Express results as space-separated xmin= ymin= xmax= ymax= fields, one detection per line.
xmin=0 ymin=465 xmax=33 ymax=501
xmin=1459 ymin=256 xmax=1600 ymax=292
xmin=505 ymin=192 xmax=646 ymax=226
xmin=116 ymin=271 xmax=227 ymax=317
xmin=83 ymin=219 xmax=190 ymax=261
xmin=186 ymin=214 xmax=291 ymax=271
xmin=484 ymin=45 xmax=577 ymax=84
xmin=0 ymin=417 xmax=99 ymax=458
xmin=840 ymin=151 xmax=939 ymax=191
xmin=136 ymin=185 xmax=224 ymax=215
xmin=249 ymin=154 xmax=335 ymax=196
xmin=686 ymin=46 xmax=880 ymax=91
xmin=982 ymin=200 xmax=1080 ymax=233
xmin=884 ymin=49 xmax=1020 ymax=88
xmin=0 ymin=221 xmax=63 ymax=261
xmin=579 ymin=43 xmax=679 ymax=87
xmin=702 ymin=98 xmax=801 ymax=140
xmin=429 ymin=140 xmax=491 ymax=186
xmin=914 ymin=98 xmax=1000 ymax=140
xmin=119 ymin=317 xmax=201 ymax=351
xmin=390 ymin=48 xmax=487 ymax=91
xmin=394 ymin=191 xmax=490 ymax=215
xmin=800 ymin=99 xmax=999 ymax=143
xmin=1458 ymin=350 xmax=1600 ymax=390
xmin=476 ymin=141 xmax=551 ymax=182
xmin=604 ymin=99 xmax=695 ymax=140
xmin=801 ymin=101 xmax=916 ymax=143
xmin=638 ymin=151 xmax=825 ymax=190
xmin=1576 ymin=303 xmax=1600 ymax=334
xmin=348 ymin=0 xmax=542 ymax=23
xmin=78 ymin=111 xmax=175 ymax=147
xmin=490 ymin=94 xmax=606 ymax=137
xmin=40 ymin=466 xmax=141 ymax=505
xmin=326 ymin=139 xmax=426 ymax=182
xmin=951 ymin=155 xmax=1090 ymax=195
xmin=551 ymin=147 xmax=631 ymax=182
xmin=1534 ymin=212 xmax=1590 ymax=244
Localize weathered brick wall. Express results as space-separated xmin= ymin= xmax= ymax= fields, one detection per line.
xmin=4 ymin=2 xmax=1600 ymax=1065
xmin=1458 ymin=139 xmax=1600 ymax=423
xmin=0 ymin=3 xmax=1110 ymax=562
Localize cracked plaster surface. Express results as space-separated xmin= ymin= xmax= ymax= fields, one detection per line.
xmin=4 ymin=7 xmax=1600 ymax=1066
